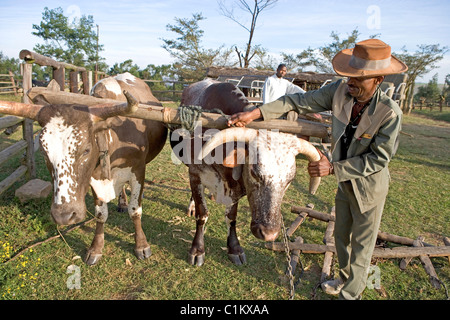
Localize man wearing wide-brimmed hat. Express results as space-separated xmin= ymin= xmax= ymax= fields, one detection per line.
xmin=227 ymin=39 xmax=408 ymax=300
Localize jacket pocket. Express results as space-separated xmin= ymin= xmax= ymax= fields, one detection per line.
xmin=354 ymin=168 xmax=390 ymax=213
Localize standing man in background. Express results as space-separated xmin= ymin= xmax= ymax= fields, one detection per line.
xmin=262 ymin=63 xmax=305 ymax=104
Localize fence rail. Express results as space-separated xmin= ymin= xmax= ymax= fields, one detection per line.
xmin=0 ymin=49 xmax=96 ymax=195
xmin=0 ymin=71 xmax=19 ymax=96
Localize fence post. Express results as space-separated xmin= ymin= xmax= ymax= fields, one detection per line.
xmin=21 ymin=62 xmax=36 ymax=178
xmin=8 ymin=71 xmax=18 ymax=96
xmin=53 ymin=67 xmax=65 ymax=91
xmin=69 ymin=70 xmax=78 ymax=93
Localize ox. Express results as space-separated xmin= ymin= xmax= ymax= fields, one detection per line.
xmin=0 ymin=73 xmax=167 ymax=265
xmin=170 ymin=79 xmax=321 ymax=266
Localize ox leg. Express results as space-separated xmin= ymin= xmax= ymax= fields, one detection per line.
xmin=225 ymin=203 xmax=247 ymax=265
xmin=129 ymin=179 xmax=152 ymax=260
xmin=188 ymin=178 xmax=208 ymax=266
xmin=85 ymin=201 xmax=108 ymax=266
xmin=186 ymin=194 xmax=195 ymax=217
xmin=117 ymin=186 xmax=128 ymax=213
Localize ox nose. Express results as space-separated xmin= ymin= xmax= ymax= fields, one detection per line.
xmin=251 ymin=222 xmax=280 ymax=242
xmin=51 ymin=205 xmax=85 ymax=226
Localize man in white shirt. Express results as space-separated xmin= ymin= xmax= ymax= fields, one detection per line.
xmin=262 ymin=64 xmax=305 ymax=104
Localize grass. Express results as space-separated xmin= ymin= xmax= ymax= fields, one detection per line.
xmin=0 ymin=96 xmax=449 ymax=301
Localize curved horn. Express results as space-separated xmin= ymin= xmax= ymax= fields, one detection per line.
xmin=0 ymin=100 xmax=43 ymax=121
xmin=90 ymin=90 xmax=139 ymax=122
xmin=198 ymin=127 xmax=258 ymax=161
xmin=294 ymin=138 xmax=322 ymax=195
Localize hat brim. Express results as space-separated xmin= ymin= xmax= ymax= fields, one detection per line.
xmin=332 ymin=48 xmax=408 ymax=78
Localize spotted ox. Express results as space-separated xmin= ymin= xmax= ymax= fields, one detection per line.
xmin=0 ymin=75 xmax=167 ymax=265
xmin=170 ymin=78 xmax=321 ymax=266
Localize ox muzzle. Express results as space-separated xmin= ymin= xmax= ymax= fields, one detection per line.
xmin=51 ymin=202 xmax=86 ymax=226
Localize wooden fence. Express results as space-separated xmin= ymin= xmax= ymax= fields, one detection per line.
xmin=0 ymin=50 xmax=96 ymax=195
xmin=0 ymin=71 xmax=19 ymax=96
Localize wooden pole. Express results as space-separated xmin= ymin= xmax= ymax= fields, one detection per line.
xmin=321 ymin=207 xmax=336 ymax=282
xmin=53 ymin=67 xmax=65 ymax=91
xmin=69 ymin=70 xmax=78 ymax=93
xmin=286 ymin=203 xmax=314 ymax=237
xmin=266 ymin=241 xmax=450 ymax=258
xmin=21 ymin=62 xmax=35 ymax=178
xmin=26 ymin=87 xmax=331 ymax=138
xmin=414 ymin=237 xmax=441 ymax=289
xmin=291 ymin=206 xmax=335 ymax=222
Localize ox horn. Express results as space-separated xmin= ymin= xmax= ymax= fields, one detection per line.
xmin=0 ymin=100 xmax=43 ymax=121
xmin=199 ymin=127 xmax=258 ymax=161
xmin=90 ymin=90 xmax=139 ymax=122
xmin=293 ymin=138 xmax=322 ymax=195
xmin=199 ymin=127 xmax=322 ymax=195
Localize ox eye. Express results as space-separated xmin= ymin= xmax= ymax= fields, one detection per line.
xmin=250 ymin=166 xmax=262 ymax=181
xmin=83 ymin=148 xmax=91 ymax=156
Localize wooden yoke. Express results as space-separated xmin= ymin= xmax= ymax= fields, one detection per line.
xmin=26 ymin=86 xmax=331 ymax=139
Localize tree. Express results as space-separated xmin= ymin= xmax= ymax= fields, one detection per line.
xmin=0 ymin=52 xmax=20 ymax=75
xmin=395 ymin=44 xmax=448 ymax=114
xmin=108 ymin=59 xmax=141 ymax=76
xmin=161 ymin=13 xmax=231 ymax=81
xmin=32 ymin=7 xmax=105 ymax=70
xmin=415 ymin=73 xmax=441 ymax=105
xmin=281 ymin=28 xmax=377 ymax=73
xmin=218 ymin=0 xmax=278 ymax=68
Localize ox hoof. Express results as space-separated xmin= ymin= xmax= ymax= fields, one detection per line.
xmin=228 ymin=252 xmax=247 ymax=266
xmin=188 ymin=252 xmax=205 ymax=266
xmin=85 ymin=252 xmax=102 ymax=266
xmin=135 ymin=246 xmax=152 ymax=260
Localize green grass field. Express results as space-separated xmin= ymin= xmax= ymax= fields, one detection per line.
xmin=0 ymin=96 xmax=449 ymax=300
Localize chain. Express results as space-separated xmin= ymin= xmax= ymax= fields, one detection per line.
xmin=280 ymin=214 xmax=295 ymax=300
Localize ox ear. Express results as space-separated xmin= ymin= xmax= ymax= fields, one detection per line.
xmin=222 ymin=147 xmax=247 ymax=168
xmin=93 ymin=117 xmax=123 ymax=132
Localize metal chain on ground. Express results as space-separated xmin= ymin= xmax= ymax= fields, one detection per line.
xmin=280 ymin=214 xmax=295 ymax=300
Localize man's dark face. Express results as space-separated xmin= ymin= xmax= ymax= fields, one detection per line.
xmin=276 ymin=66 xmax=287 ymax=78
xmin=347 ymin=76 xmax=384 ymax=102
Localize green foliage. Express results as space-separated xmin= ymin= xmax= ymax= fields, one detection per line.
xmin=161 ymin=13 xmax=235 ymax=81
xmin=415 ymin=74 xmax=442 ymax=103
xmin=281 ymin=28 xmax=378 ymax=73
xmin=32 ymin=7 xmax=105 ymax=70
xmin=0 ymin=52 xmax=20 ymax=75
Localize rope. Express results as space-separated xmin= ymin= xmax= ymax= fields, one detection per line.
xmin=168 ymin=105 xmax=231 ymax=133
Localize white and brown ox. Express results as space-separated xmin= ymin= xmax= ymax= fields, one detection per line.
xmin=0 ymin=73 xmax=167 ymax=265
xmin=170 ymin=78 xmax=321 ymax=266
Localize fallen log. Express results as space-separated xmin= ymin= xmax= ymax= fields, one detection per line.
xmin=321 ymin=207 xmax=335 ymax=282
xmin=286 ymin=236 xmax=303 ymax=277
xmin=286 ymin=203 xmax=314 ymax=237
xmin=266 ymin=241 xmax=450 ymax=258
xmin=291 ymin=206 xmax=437 ymax=248
xmin=413 ymin=238 xmax=441 ymax=289
xmin=444 ymin=237 xmax=450 ymax=264
xmin=377 ymin=231 xmax=433 ymax=247
xmin=25 ymin=87 xmax=330 ymax=138
xmin=291 ymin=206 xmax=334 ymax=222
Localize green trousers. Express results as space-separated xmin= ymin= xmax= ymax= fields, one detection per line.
xmin=334 ymin=181 xmax=385 ymax=300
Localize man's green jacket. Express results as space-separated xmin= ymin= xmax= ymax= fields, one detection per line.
xmin=259 ymin=79 xmax=402 ymax=213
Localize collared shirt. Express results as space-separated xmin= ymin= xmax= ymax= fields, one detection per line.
xmin=262 ymin=74 xmax=305 ymax=104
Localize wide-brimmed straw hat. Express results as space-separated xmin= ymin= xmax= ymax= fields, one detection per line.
xmin=332 ymin=39 xmax=408 ymax=77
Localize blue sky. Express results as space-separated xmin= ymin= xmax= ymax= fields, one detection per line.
xmin=0 ymin=0 xmax=449 ymax=83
